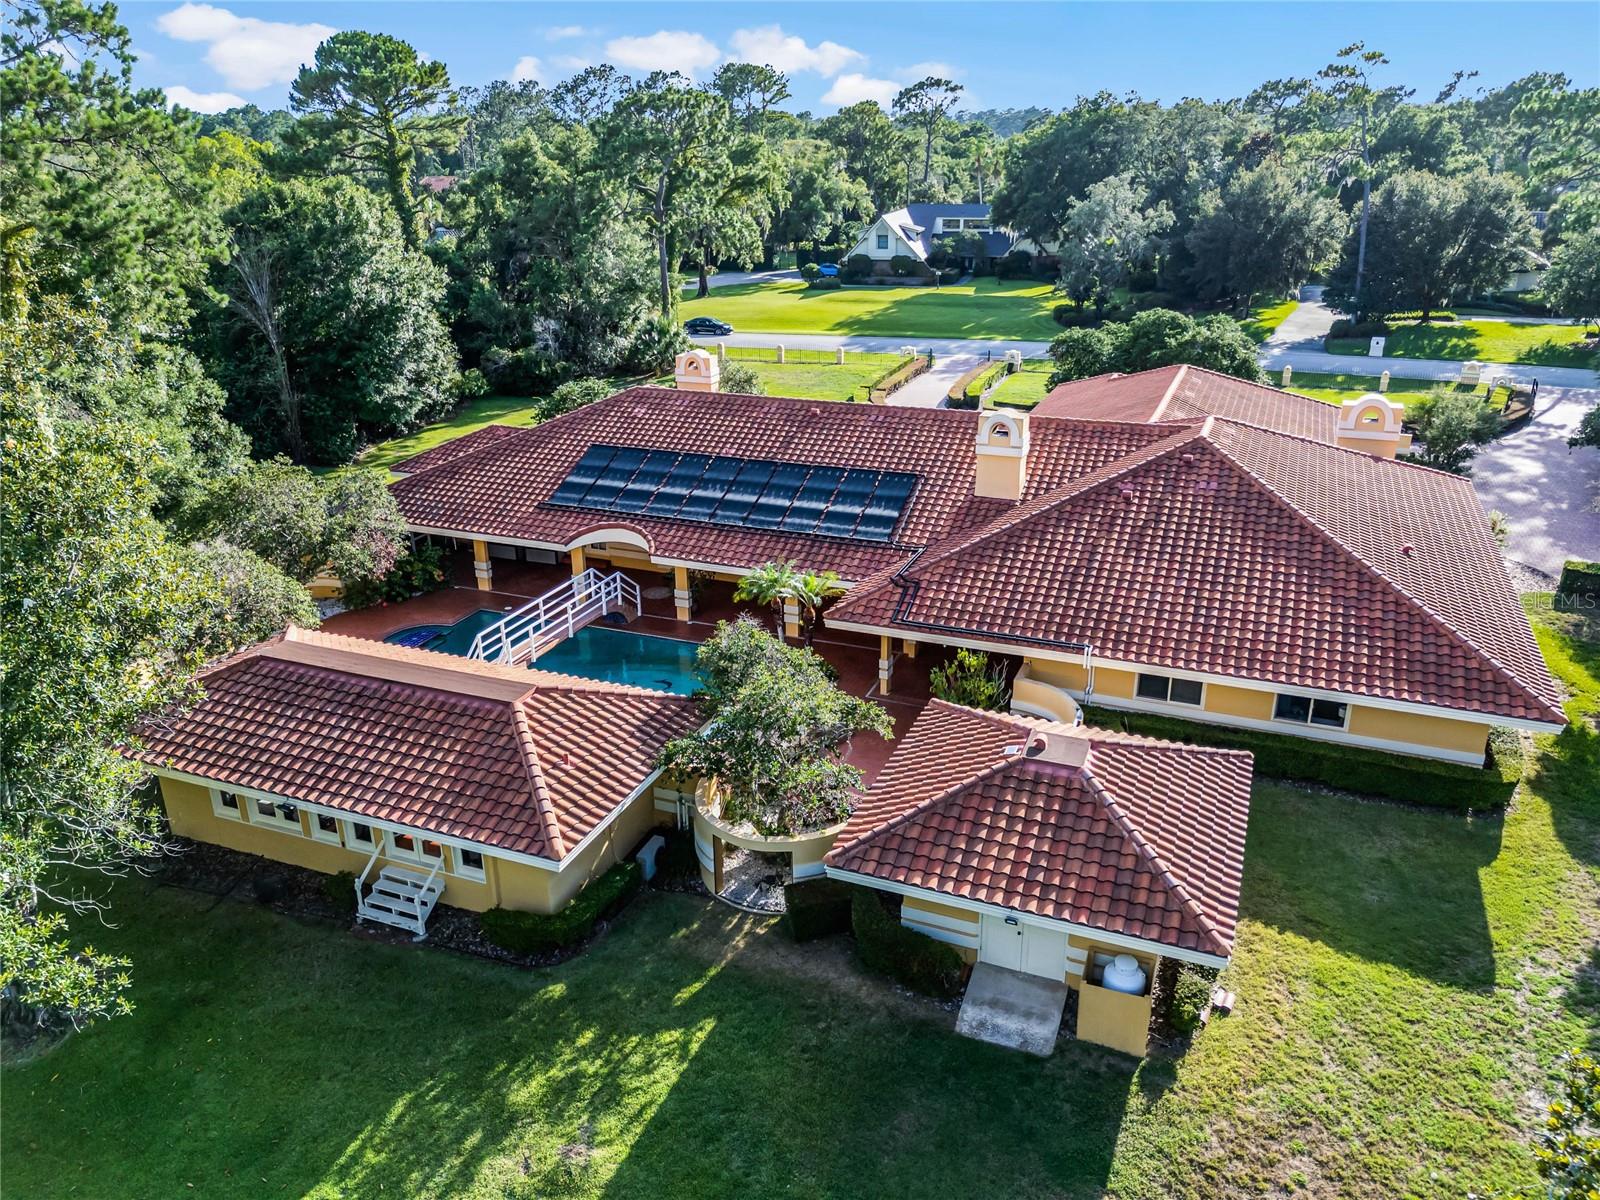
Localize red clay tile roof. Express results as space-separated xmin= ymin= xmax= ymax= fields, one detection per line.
xmin=391 ymin=423 xmax=528 ymax=474
xmin=388 ymin=386 xmax=1177 ymax=580
xmin=136 ymin=627 xmax=698 ymax=861
xmin=828 ymin=418 xmax=1564 ymax=725
xmin=1033 ymin=364 xmax=1339 ymax=443
xmin=826 ymin=701 xmax=1252 ymax=957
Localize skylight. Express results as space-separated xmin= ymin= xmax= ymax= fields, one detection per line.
xmin=545 ymin=444 xmax=918 ymax=543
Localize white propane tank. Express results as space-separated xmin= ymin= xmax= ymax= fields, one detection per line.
xmin=1101 ymin=954 xmax=1147 ymax=995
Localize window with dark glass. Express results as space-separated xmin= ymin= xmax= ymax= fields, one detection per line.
xmin=352 ymin=822 xmax=373 ymax=844
xmin=460 ymin=849 xmax=484 ymax=872
xmin=219 ymin=791 xmax=240 ymax=810
xmin=1136 ymin=673 xmax=1202 ymax=706
xmin=1274 ymin=694 xmax=1346 ymax=727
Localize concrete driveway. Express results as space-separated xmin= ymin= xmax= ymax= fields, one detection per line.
xmin=682 ymin=268 xmax=800 ymax=291
xmin=1471 ymin=387 xmax=1600 ymax=579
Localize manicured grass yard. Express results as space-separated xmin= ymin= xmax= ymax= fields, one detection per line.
xmin=1326 ymin=319 xmax=1599 ymax=368
xmin=5 ymin=606 xmax=1596 ymax=1198
xmin=658 ymin=347 xmax=906 ymax=403
xmin=1282 ymin=370 xmax=1478 ymax=409
xmin=1242 ymin=296 xmax=1299 ymax=343
xmin=989 ymin=359 xmax=1057 ymax=409
xmin=680 ymin=277 xmax=1064 ymax=341
xmin=355 ymin=393 xmax=543 ymax=474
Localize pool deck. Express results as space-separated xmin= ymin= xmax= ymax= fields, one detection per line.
xmin=321 ymin=554 xmax=941 ymax=786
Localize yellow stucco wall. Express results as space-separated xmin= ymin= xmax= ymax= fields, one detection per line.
xmin=158 ymin=776 xmax=664 ymax=917
xmin=1202 ymin=682 xmax=1275 ymax=721
xmin=903 ymin=895 xmax=980 ymax=926
xmin=1348 ymin=705 xmax=1490 ymax=757
xmin=1024 ymin=656 xmax=1088 ymax=692
xmin=1091 ymin=666 xmax=1136 ymax=700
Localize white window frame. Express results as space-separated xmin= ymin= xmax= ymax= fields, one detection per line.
xmin=386 ymin=830 xmax=423 ymax=864
xmin=308 ymin=811 xmax=343 ymax=846
xmin=876 ymin=233 xmax=889 ymax=250
xmin=210 ymin=788 xmax=245 ymax=821
xmin=452 ymin=845 xmax=488 ymax=883
xmin=344 ymin=819 xmax=379 ymax=851
xmin=1273 ymin=692 xmax=1350 ymax=730
xmin=250 ymin=796 xmax=303 ymax=834
xmin=1134 ymin=672 xmax=1204 ymax=707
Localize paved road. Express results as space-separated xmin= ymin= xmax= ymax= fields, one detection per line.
xmin=683 ymin=268 xmax=800 ymax=291
xmin=1471 ymin=387 xmax=1600 ymax=578
xmin=717 ymin=330 xmax=1051 ymax=358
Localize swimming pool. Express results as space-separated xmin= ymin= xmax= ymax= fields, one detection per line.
xmin=384 ymin=612 xmax=700 ymax=694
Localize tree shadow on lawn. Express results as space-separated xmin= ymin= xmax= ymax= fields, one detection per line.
xmin=4 ymin=885 xmax=1141 ymax=1200
xmin=1390 ymin=324 xmax=1481 ymax=361
xmin=1242 ymin=783 xmax=1499 ymax=991
xmin=595 ymin=904 xmax=1142 ymax=1200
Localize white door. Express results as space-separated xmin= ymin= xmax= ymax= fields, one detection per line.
xmin=979 ymin=914 xmax=1025 ymax=971
xmin=980 ymin=913 xmax=1069 ymax=980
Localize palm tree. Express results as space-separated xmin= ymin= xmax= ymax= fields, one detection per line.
xmin=788 ymin=570 xmax=847 ymax=648
xmin=733 ymin=560 xmax=799 ymax=636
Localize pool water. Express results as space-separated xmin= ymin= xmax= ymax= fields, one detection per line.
xmin=535 ymin=625 xmax=701 ymax=694
xmin=384 ymin=612 xmax=700 ymax=694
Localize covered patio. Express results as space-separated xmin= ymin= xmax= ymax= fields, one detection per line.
xmin=321 ymin=544 xmax=946 ymax=787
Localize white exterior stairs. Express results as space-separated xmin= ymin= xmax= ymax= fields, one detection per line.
xmin=468 ymin=568 xmax=641 ymax=667
xmin=355 ymin=861 xmax=443 ymax=940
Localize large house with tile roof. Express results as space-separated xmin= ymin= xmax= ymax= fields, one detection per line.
xmin=387 ymin=363 xmax=1563 ymax=767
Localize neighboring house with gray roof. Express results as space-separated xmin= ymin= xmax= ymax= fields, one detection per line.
xmin=845 ymin=203 xmax=1016 ymax=270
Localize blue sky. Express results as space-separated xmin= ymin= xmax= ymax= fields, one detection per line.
xmin=121 ymin=1 xmax=1600 ymax=116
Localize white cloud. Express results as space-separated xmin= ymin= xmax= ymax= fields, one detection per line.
xmin=545 ymin=25 xmax=589 ymax=41
xmin=510 ymin=55 xmax=543 ymax=84
xmin=725 ymin=26 xmax=862 ymax=77
xmin=821 ymin=73 xmax=899 ymax=108
xmin=155 ymin=4 xmax=333 ymax=91
xmin=164 ymin=83 xmax=247 ymax=112
xmin=894 ymin=61 xmax=964 ymax=82
xmin=603 ymin=30 xmax=720 ymax=77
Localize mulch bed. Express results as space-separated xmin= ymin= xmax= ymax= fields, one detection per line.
xmin=151 ymin=837 xmax=675 ymax=970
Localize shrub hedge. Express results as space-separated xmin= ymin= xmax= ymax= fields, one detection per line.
xmin=479 ymin=860 xmax=642 ymax=954
xmin=851 ymin=888 xmax=965 ymax=998
xmin=323 ymin=870 xmax=358 ymax=914
xmin=1558 ymin=559 xmax=1600 ymax=609
xmin=1382 ymin=310 xmax=1457 ymax=322
xmin=782 ymin=878 xmax=854 ymax=942
xmin=1164 ymin=963 xmax=1218 ymax=1038
xmin=862 ymin=355 xmax=930 ymax=402
xmin=1327 ymin=318 xmax=1392 ymax=339
xmin=1080 ymin=704 xmax=1523 ymax=812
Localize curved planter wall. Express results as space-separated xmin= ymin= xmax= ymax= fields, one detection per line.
xmin=692 ymin=778 xmax=848 ymax=902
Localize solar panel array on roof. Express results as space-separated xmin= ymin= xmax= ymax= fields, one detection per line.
xmin=546 ymin=444 xmax=919 ymax=544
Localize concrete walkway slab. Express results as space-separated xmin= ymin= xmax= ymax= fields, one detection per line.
xmin=955 ymin=963 xmax=1068 ymax=1057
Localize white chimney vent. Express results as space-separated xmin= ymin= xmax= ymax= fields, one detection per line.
xmin=974 ymin=410 xmax=1031 ymax=500
xmin=674 ymin=348 xmax=720 ymax=393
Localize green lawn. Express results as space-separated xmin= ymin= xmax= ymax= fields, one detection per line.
xmin=1281 ymin=370 xmax=1475 ymax=409
xmin=355 ymin=393 xmax=543 ymax=474
xmin=989 ymin=359 xmax=1056 ymax=409
xmin=657 ymin=347 xmax=906 ymax=403
xmin=5 ymin=607 xmax=1597 ymax=1198
xmin=1326 ymin=319 xmax=1599 ymax=369
xmin=680 ymin=277 xmax=1065 ymax=341
xmin=1242 ymin=296 xmax=1299 ymax=344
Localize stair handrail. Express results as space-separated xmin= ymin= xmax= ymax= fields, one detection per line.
xmin=353 ymin=832 xmax=385 ymax=912
xmin=468 ymin=569 xmax=643 ymax=665
xmin=412 ymin=859 xmax=444 ymax=934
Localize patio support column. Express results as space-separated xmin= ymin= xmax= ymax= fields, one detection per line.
xmin=712 ymin=834 xmax=724 ymax=896
xmin=569 ymin=546 xmax=586 ymax=577
xmin=878 ymin=634 xmax=894 ymax=696
xmin=471 ymin=539 xmax=493 ymax=591
xmin=782 ymin=598 xmax=801 ymax=641
xmin=673 ymin=565 xmax=692 ymax=623
xmin=902 ymin=638 xmax=918 ymax=659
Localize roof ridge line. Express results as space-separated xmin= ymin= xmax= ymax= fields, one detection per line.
xmin=1202 ymin=436 xmax=1557 ymax=719
xmin=904 ymin=423 xmax=1209 ymax=578
xmin=829 ymin=751 xmax=1023 ymax=864
xmin=1147 ymin=364 xmax=1188 ymax=422
xmin=1079 ymin=758 xmax=1228 ymax=956
xmin=512 ymin=704 xmax=568 ymax=859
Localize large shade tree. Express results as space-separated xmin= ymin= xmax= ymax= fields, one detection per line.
xmin=659 ymin=618 xmax=892 ymax=836
xmin=286 ymin=30 xmax=465 ymax=249
xmin=893 ymin=76 xmax=964 ymax=190
xmin=196 ymin=176 xmax=458 ymax=463
xmin=1325 ymin=168 xmax=1531 ymax=320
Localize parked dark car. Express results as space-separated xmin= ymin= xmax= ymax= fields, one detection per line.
xmin=684 ymin=316 xmax=733 ymax=336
